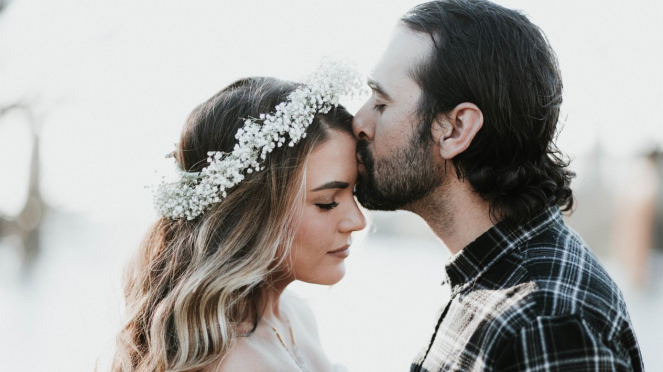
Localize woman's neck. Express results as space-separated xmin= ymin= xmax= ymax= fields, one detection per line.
xmin=260 ymin=275 xmax=293 ymax=322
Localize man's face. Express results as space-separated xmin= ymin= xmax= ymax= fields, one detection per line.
xmin=352 ymin=26 xmax=444 ymax=211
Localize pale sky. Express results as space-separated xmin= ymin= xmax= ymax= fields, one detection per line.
xmin=0 ymin=0 xmax=662 ymax=217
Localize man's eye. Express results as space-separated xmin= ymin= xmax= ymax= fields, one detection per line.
xmin=373 ymin=104 xmax=386 ymax=113
xmin=316 ymin=202 xmax=339 ymax=211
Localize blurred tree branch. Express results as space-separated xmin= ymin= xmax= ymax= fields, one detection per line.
xmin=0 ymin=0 xmax=45 ymax=270
xmin=0 ymin=104 xmax=45 ymax=268
xmin=0 ymin=0 xmax=9 ymax=15
xmin=0 ymin=102 xmax=27 ymax=115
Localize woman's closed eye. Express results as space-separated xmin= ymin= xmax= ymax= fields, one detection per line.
xmin=315 ymin=201 xmax=339 ymax=211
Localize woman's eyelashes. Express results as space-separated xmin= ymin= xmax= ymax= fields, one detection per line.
xmin=315 ymin=201 xmax=339 ymax=211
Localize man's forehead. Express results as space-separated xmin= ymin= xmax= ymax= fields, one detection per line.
xmin=370 ymin=26 xmax=432 ymax=87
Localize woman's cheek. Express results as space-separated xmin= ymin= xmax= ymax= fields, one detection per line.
xmin=307 ymin=212 xmax=336 ymax=261
xmin=295 ymin=209 xmax=324 ymax=255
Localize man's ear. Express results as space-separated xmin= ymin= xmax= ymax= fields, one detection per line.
xmin=431 ymin=102 xmax=483 ymax=160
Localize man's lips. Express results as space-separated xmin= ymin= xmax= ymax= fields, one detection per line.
xmin=356 ymin=152 xmax=364 ymax=165
xmin=356 ymin=152 xmax=366 ymax=173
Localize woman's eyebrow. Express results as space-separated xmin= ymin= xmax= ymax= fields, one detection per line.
xmin=311 ymin=181 xmax=350 ymax=192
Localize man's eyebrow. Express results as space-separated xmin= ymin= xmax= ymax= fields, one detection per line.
xmin=367 ymin=78 xmax=392 ymax=101
xmin=311 ymin=181 xmax=350 ymax=192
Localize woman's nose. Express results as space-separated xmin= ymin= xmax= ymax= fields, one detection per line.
xmin=342 ymin=200 xmax=367 ymax=233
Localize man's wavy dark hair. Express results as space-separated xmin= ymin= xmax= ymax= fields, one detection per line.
xmin=401 ymin=0 xmax=575 ymax=226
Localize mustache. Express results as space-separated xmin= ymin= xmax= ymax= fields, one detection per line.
xmin=356 ymin=140 xmax=372 ymax=165
xmin=355 ymin=139 xmax=375 ymax=186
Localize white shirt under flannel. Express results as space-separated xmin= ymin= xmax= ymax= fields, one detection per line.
xmin=411 ymin=207 xmax=644 ymax=372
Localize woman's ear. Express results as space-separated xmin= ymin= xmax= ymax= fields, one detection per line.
xmin=431 ymin=102 xmax=483 ymax=160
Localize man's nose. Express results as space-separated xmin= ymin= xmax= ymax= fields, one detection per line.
xmin=352 ymin=100 xmax=375 ymax=141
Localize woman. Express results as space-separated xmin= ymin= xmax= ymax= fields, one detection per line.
xmin=112 ymin=63 xmax=366 ymax=372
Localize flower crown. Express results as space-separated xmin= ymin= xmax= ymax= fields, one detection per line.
xmin=153 ymin=60 xmax=363 ymax=220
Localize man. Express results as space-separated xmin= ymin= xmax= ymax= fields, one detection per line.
xmin=352 ymin=1 xmax=644 ymax=371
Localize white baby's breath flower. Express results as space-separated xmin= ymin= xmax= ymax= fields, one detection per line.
xmin=153 ymin=59 xmax=363 ymax=220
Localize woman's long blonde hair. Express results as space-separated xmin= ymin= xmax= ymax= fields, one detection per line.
xmin=111 ymin=77 xmax=353 ymax=372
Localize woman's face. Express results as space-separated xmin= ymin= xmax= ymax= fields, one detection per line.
xmin=290 ymin=129 xmax=367 ymax=285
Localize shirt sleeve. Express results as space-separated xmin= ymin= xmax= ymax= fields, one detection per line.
xmin=493 ymin=314 xmax=634 ymax=372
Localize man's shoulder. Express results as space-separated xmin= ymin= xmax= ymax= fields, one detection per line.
xmin=519 ymin=222 xmax=619 ymax=302
xmin=419 ymin=216 xmax=642 ymax=371
xmin=503 ymin=220 xmax=631 ymax=335
xmin=473 ymin=221 xmax=640 ymax=362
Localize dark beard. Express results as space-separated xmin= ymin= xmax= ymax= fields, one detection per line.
xmin=355 ymin=131 xmax=444 ymax=211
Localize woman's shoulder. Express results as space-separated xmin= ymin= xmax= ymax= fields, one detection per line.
xmin=209 ymin=293 xmax=321 ymax=372
xmin=281 ymin=291 xmax=320 ymax=339
xmin=209 ymin=335 xmax=274 ymax=372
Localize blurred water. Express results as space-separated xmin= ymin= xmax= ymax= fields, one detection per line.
xmin=0 ymin=212 xmax=661 ymax=372
xmin=0 ymin=212 xmax=141 ymax=372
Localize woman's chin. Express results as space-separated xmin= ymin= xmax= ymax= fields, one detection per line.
xmin=299 ymin=263 xmax=346 ymax=286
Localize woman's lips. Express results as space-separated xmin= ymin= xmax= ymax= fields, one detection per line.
xmin=328 ymin=244 xmax=350 ymax=258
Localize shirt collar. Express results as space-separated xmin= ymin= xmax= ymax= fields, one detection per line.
xmin=442 ymin=206 xmax=563 ymax=294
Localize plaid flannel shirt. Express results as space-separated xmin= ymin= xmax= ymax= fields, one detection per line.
xmin=411 ymin=207 xmax=644 ymax=372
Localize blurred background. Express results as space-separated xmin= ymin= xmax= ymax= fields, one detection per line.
xmin=1 ymin=0 xmax=662 ymax=371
